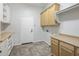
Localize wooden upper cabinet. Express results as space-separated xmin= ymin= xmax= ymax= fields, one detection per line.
xmin=47 ymin=8 xmax=56 ymax=25
xmin=40 ymin=10 xmax=48 ymax=26
xmin=40 ymin=3 xmax=60 ymax=26
xmin=44 ymin=10 xmax=49 ymax=26
xmin=52 ymin=3 xmax=60 ymax=11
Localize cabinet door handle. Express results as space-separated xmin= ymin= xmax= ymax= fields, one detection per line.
xmin=8 ymin=35 xmax=11 ymax=39
xmin=0 ymin=50 xmax=2 ymax=53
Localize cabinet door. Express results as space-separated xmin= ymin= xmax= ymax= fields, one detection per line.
xmin=0 ymin=3 xmax=3 ymax=22
xmin=3 ymin=3 xmax=10 ymax=23
xmin=0 ymin=39 xmax=8 ymax=56
xmin=59 ymin=42 xmax=74 ymax=56
xmin=42 ymin=11 xmax=46 ymax=26
xmin=76 ymin=48 xmax=79 ymax=56
xmin=51 ymin=38 xmax=59 ymax=56
xmin=40 ymin=12 xmax=45 ymax=26
xmin=48 ymin=8 xmax=56 ymax=25
xmin=40 ymin=3 xmax=60 ymax=26
xmin=7 ymin=35 xmax=14 ymax=55
xmin=48 ymin=3 xmax=60 ymax=25
xmin=44 ymin=10 xmax=49 ymax=26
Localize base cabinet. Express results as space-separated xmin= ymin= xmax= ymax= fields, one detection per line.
xmin=0 ymin=36 xmax=13 ymax=56
xmin=0 ymin=39 xmax=8 ymax=56
xmin=51 ymin=38 xmax=59 ymax=56
xmin=51 ymin=37 xmax=79 ymax=56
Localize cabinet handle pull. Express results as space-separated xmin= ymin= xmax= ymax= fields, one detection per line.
xmin=0 ymin=50 xmax=2 ymax=53
xmin=8 ymin=35 xmax=11 ymax=39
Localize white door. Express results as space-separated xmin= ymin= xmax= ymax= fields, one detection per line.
xmin=21 ymin=17 xmax=34 ymax=44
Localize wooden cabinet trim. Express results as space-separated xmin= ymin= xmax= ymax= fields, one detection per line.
xmin=41 ymin=3 xmax=60 ymax=14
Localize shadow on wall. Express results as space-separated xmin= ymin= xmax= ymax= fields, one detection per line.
xmin=1 ymin=22 xmax=10 ymax=31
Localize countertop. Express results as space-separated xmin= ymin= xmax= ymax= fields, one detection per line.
xmin=51 ymin=34 xmax=79 ymax=47
xmin=0 ymin=32 xmax=13 ymax=42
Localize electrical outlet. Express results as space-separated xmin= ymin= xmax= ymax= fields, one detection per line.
xmin=46 ymin=30 xmax=49 ymax=32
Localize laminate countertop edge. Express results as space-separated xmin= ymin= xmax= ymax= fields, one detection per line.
xmin=51 ymin=34 xmax=79 ymax=47
xmin=0 ymin=32 xmax=13 ymax=43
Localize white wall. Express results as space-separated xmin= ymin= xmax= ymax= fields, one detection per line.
xmin=2 ymin=3 xmax=78 ymax=46
xmin=2 ymin=3 xmax=51 ymax=45
xmin=28 ymin=4 xmax=51 ymax=44
xmin=9 ymin=4 xmax=42 ymax=45
xmin=60 ymin=20 xmax=79 ymax=36
xmin=34 ymin=15 xmax=51 ymax=44
xmin=59 ymin=3 xmax=79 ymax=36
